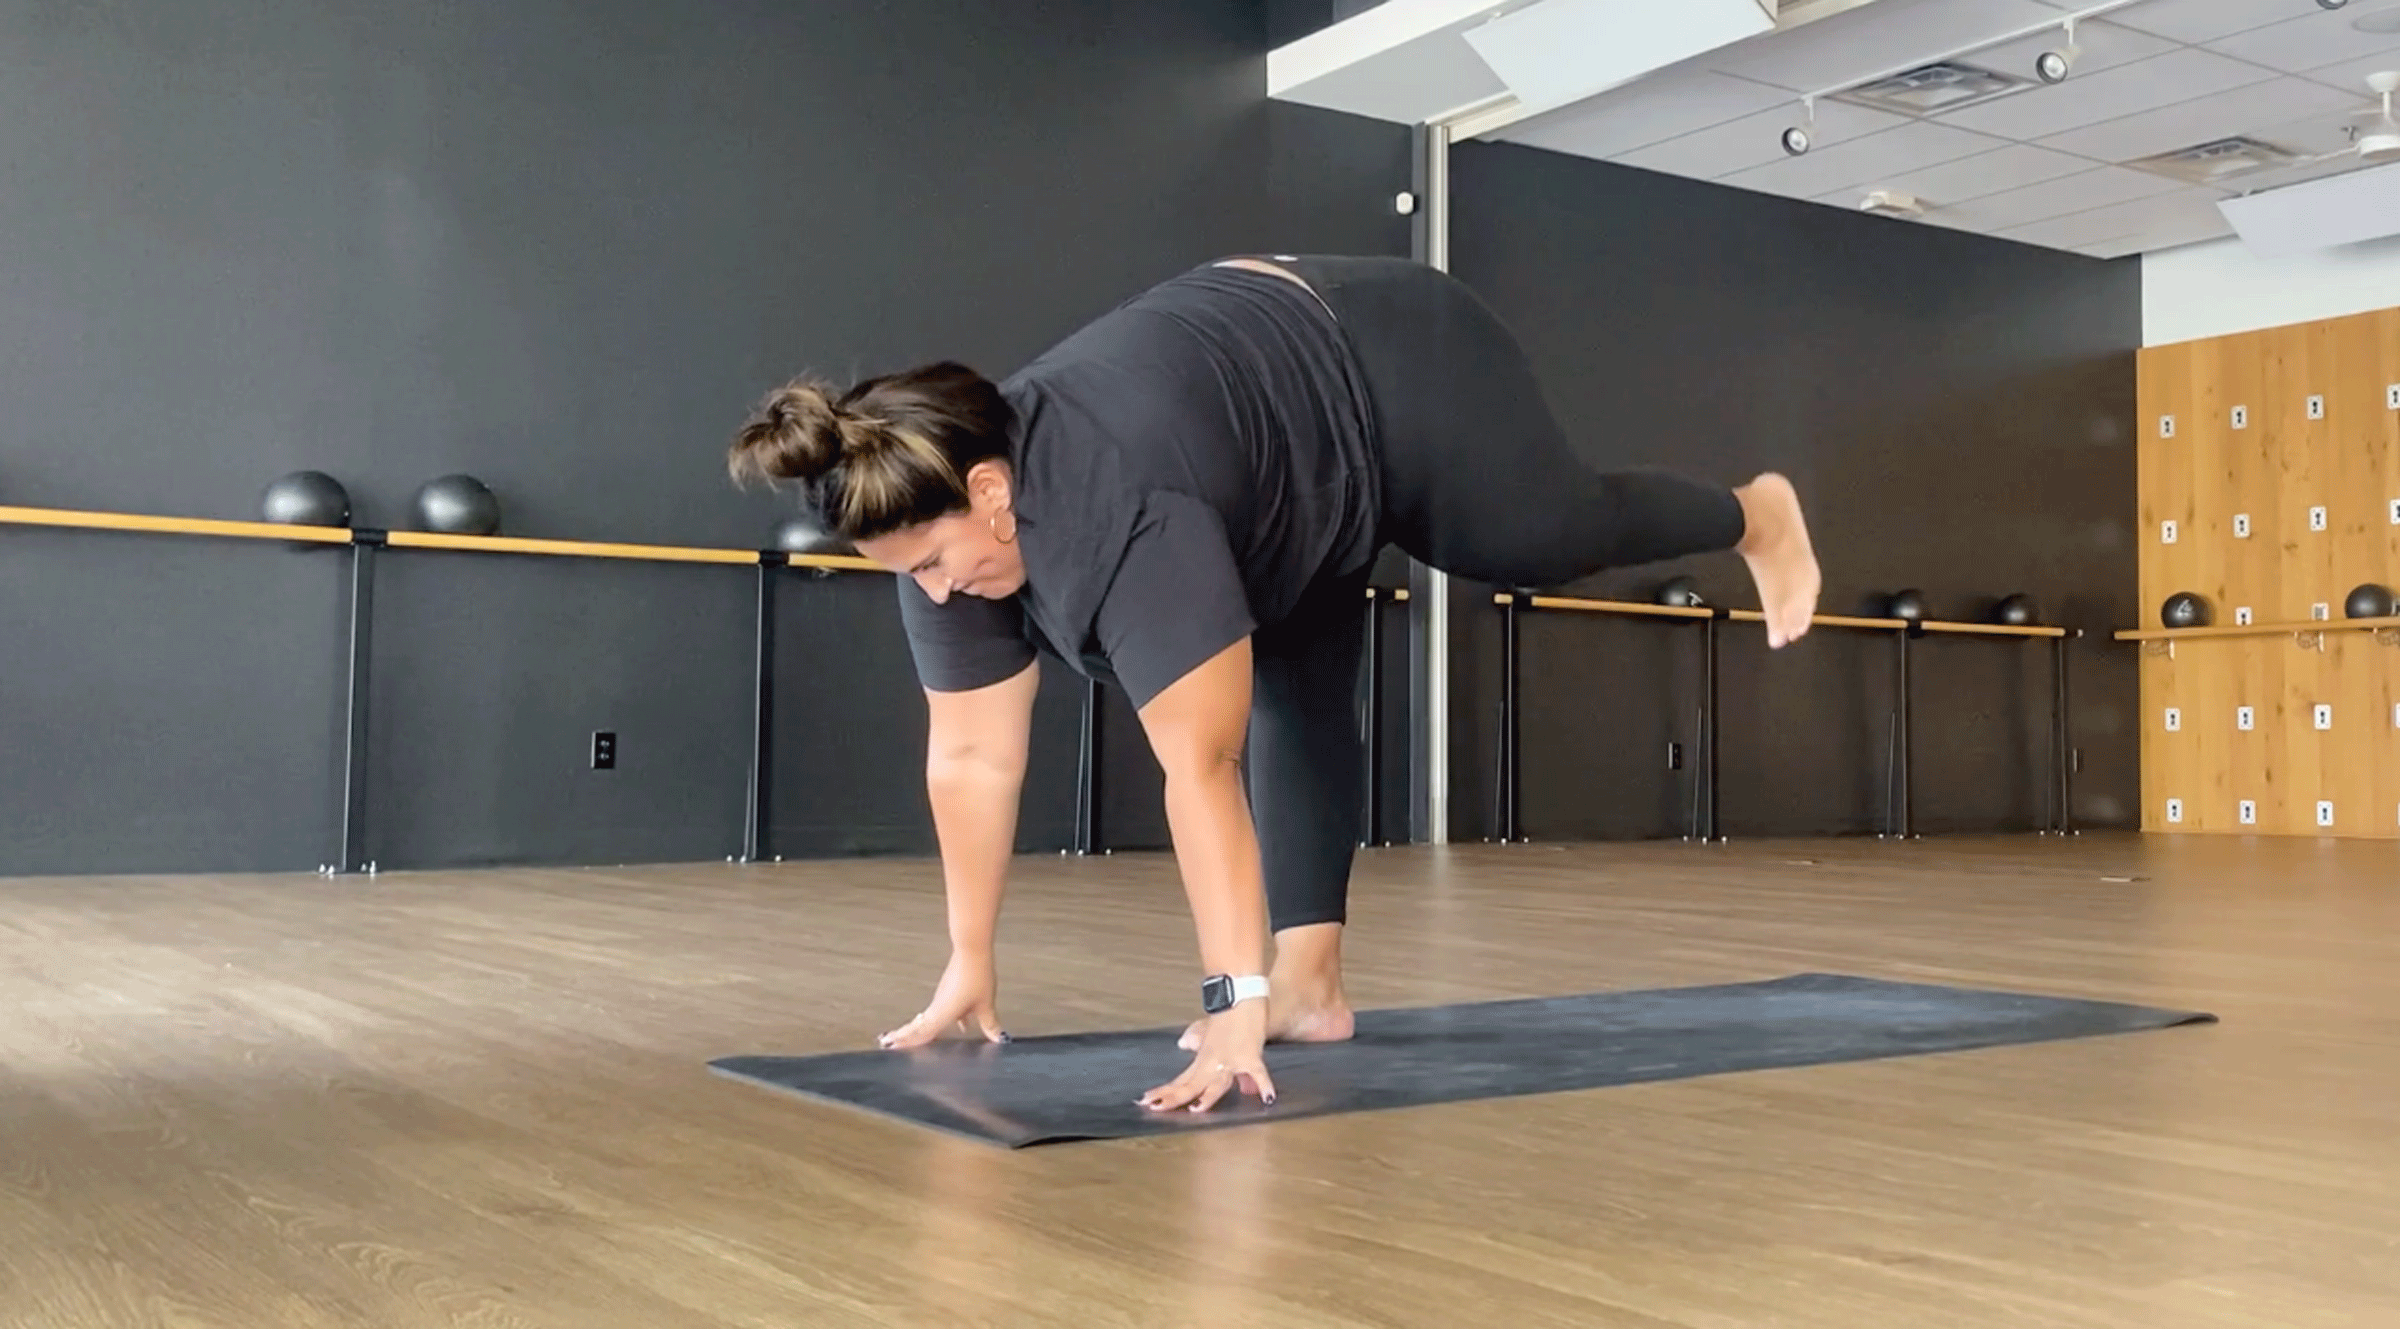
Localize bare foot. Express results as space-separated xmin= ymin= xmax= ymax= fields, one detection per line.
xmin=1733 ymin=472 xmax=1821 ymax=649
xmin=1180 ymin=997 xmax=1355 ymax=1051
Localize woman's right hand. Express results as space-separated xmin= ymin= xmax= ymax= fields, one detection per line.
xmin=878 ymin=948 xmax=1007 ymax=1049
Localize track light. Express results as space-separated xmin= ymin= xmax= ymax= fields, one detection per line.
xmin=1782 ymin=96 xmax=1815 ymax=156
xmin=2037 ymin=17 xmax=2080 ymax=84
xmin=2319 ymin=0 xmax=2349 ymax=11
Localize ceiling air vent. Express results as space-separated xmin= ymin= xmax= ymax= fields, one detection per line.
xmin=2129 ymin=136 xmax=2306 ymax=186
xmin=1833 ymin=61 xmax=2030 ymax=115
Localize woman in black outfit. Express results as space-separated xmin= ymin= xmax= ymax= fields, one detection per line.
xmin=727 ymin=255 xmax=1820 ymax=1116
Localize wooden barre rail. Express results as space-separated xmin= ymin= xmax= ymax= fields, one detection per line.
xmin=1 ymin=503 xmax=879 ymax=572
xmin=2114 ymin=616 xmax=2400 ymax=642
xmin=1505 ymin=592 xmax=2069 ymax=638
xmin=1520 ymin=593 xmax=1714 ymax=620
xmin=0 ymin=503 xmax=356 ymax=545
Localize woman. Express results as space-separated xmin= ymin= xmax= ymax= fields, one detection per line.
xmin=728 ymin=255 xmax=1820 ymax=1117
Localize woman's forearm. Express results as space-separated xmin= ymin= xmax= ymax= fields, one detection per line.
xmin=1135 ymin=638 xmax=1271 ymax=983
xmin=927 ymin=756 xmax=1023 ymax=953
xmin=921 ymin=665 xmax=1038 ymax=955
xmin=1159 ymin=758 xmax=1270 ymax=980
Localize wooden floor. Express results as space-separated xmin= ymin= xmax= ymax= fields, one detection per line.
xmin=4 ymin=833 xmax=2397 ymax=1328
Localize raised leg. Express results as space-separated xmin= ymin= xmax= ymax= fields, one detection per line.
xmin=1279 ymin=255 xmax=1819 ymax=642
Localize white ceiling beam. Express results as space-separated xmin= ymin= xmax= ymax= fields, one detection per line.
xmin=1460 ymin=0 xmax=1775 ymax=119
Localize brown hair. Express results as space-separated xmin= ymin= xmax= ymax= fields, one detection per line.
xmin=728 ymin=361 xmax=1013 ymax=541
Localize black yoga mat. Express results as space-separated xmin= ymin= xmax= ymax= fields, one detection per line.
xmin=708 ymin=972 xmax=2215 ymax=1148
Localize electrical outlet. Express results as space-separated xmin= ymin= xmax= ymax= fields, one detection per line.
xmin=2393 ymin=702 xmax=2399 ymax=729
xmin=2235 ymin=606 xmax=2253 ymax=626
xmin=2165 ymin=798 xmax=2183 ymax=824
xmin=2233 ymin=512 xmax=2251 ymax=539
xmin=2389 ymin=498 xmax=2399 ymax=526
xmin=2307 ymin=394 xmax=2325 ymax=420
xmin=2317 ymin=800 xmax=2335 ymax=828
xmin=2230 ymin=404 xmax=2248 ymax=429
xmin=2313 ymin=602 xmax=2331 ymax=621
xmin=1666 ymin=741 xmax=1683 ymax=771
xmin=2388 ymin=383 xmax=2400 ymax=410
xmin=2309 ymin=505 xmax=2327 ymax=532
xmin=2161 ymin=519 xmax=2178 ymax=544
xmin=2164 ymin=707 xmax=2181 ymax=732
xmin=591 ymin=731 xmax=616 ymax=769
xmin=2237 ymin=706 xmax=2254 ymax=731
xmin=2159 ymin=414 xmax=2176 ymax=438
xmin=2239 ymin=800 xmax=2256 ymax=826
xmin=2314 ymin=704 xmax=2333 ymax=730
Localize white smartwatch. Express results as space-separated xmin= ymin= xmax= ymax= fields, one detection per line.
xmin=1199 ymin=973 xmax=1270 ymax=1014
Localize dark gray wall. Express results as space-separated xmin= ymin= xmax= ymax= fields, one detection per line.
xmin=0 ymin=0 xmax=1411 ymax=874
xmin=1442 ymin=142 xmax=2143 ymax=843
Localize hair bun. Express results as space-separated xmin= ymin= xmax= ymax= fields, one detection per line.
xmin=729 ymin=380 xmax=849 ymax=486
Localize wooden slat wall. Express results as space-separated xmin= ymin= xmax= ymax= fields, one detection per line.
xmin=2137 ymin=307 xmax=2400 ymax=839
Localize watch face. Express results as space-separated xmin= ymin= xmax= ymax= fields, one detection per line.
xmin=1200 ymin=974 xmax=1232 ymax=1014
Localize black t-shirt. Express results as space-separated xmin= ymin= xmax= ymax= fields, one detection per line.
xmin=896 ymin=262 xmax=1380 ymax=709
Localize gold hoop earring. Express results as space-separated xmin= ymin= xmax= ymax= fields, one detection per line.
xmin=991 ymin=509 xmax=1017 ymax=545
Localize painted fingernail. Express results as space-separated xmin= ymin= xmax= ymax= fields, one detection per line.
xmin=1264 ymin=1095 xmax=1277 ymax=1105
xmin=997 ymin=1032 xmax=1012 ymax=1043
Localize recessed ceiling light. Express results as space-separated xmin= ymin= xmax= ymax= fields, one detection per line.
xmin=2357 ymin=6 xmax=2400 ymax=33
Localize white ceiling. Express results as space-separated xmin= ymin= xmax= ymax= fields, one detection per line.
xmin=1488 ymin=0 xmax=2400 ymax=258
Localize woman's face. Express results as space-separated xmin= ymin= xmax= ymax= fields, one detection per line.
xmin=854 ymin=460 xmax=1027 ymax=603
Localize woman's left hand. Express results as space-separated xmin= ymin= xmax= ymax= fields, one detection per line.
xmin=1138 ymin=998 xmax=1278 ymax=1113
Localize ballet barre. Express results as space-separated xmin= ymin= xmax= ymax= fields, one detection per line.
xmin=1358 ymin=585 xmax=1412 ymax=847
xmin=0 ymin=503 xmax=357 ymax=545
xmin=2 ymin=500 xmax=887 ymax=874
xmin=2113 ymin=615 xmax=2400 ymax=656
xmin=1489 ymin=593 xmax=2079 ymax=846
xmin=0 ymin=502 xmax=881 ymax=571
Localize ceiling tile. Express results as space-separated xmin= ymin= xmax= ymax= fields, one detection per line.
xmin=1810 ymin=141 xmax=2097 ymax=207
xmin=1499 ymin=72 xmax=1798 ymax=159
xmin=1997 ymin=186 xmax=2230 ymax=251
xmin=1718 ymin=119 xmax=2011 ymax=198
xmin=1929 ymin=163 xmax=2189 ymax=230
xmin=2302 ymin=47 xmax=2400 ymax=94
xmin=2036 ymin=75 xmax=2360 ymax=162
xmin=2104 ymin=0 xmax=2299 ymax=45
xmin=2204 ymin=6 xmax=2400 ymax=74
xmin=1938 ymin=46 xmax=2276 ymax=142
xmin=1614 ymin=99 xmax=1907 ymax=178
xmin=1704 ymin=0 xmax=2074 ymax=94
xmin=2082 ymin=205 xmax=2234 ymax=257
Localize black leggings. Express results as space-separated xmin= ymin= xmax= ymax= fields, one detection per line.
xmin=1237 ymin=256 xmax=1747 ymax=934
